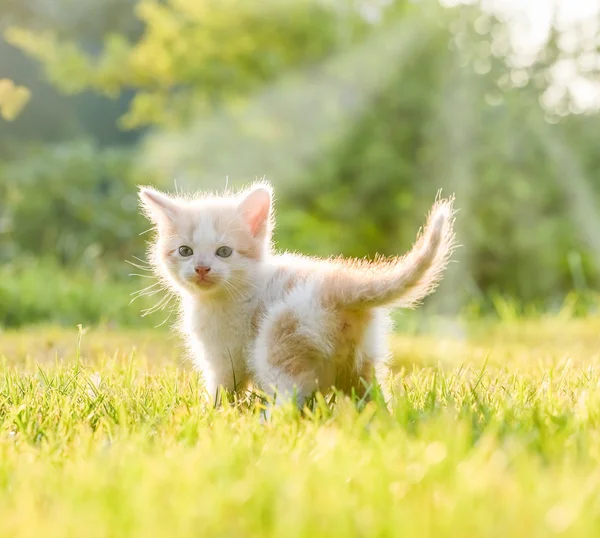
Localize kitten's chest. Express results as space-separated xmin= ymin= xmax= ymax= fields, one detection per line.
xmin=189 ymin=303 xmax=252 ymax=354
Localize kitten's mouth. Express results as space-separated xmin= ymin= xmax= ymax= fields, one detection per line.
xmin=191 ymin=275 xmax=217 ymax=289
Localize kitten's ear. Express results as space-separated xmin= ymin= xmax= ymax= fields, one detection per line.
xmin=138 ymin=187 xmax=180 ymax=226
xmin=238 ymin=184 xmax=272 ymax=237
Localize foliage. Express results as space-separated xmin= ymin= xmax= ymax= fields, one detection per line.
xmin=0 ymin=0 xmax=140 ymax=38
xmin=0 ymin=259 xmax=166 ymax=328
xmin=1 ymin=0 xmax=600 ymax=315
xmin=0 ymin=78 xmax=30 ymax=120
xmin=0 ymin=0 xmax=142 ymax=156
xmin=287 ymin=88 xmax=600 ymax=303
xmin=0 ymin=140 xmax=158 ymax=265
xmin=1 ymin=320 xmax=600 ymax=536
xmin=273 ymin=20 xmax=600 ymax=303
xmin=5 ymin=0 xmax=388 ymax=129
xmin=0 ymin=141 xmax=173 ymax=327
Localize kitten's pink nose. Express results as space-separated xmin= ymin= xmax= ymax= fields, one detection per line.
xmin=194 ymin=265 xmax=211 ymax=278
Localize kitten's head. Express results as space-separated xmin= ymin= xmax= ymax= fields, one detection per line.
xmin=138 ymin=183 xmax=273 ymax=297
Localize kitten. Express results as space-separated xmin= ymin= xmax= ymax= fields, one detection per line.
xmin=138 ymin=182 xmax=456 ymax=411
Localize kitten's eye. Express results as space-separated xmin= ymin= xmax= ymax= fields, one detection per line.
xmin=178 ymin=246 xmax=193 ymax=257
xmin=216 ymin=246 xmax=233 ymax=258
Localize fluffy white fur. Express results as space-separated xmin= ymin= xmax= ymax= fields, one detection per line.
xmin=138 ymin=182 xmax=456 ymax=410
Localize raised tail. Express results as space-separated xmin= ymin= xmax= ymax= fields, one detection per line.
xmin=323 ymin=196 xmax=457 ymax=309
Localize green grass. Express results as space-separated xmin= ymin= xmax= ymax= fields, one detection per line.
xmin=1 ymin=318 xmax=600 ymax=537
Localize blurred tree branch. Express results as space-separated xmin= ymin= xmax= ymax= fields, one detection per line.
xmin=3 ymin=0 xmax=404 ymax=129
xmin=5 ymin=0 xmax=600 ymax=128
xmin=0 ymin=78 xmax=30 ymax=120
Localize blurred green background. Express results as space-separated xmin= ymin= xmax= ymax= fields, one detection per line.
xmin=1 ymin=0 xmax=599 ymax=328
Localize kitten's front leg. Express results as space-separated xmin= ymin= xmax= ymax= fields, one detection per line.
xmin=260 ymin=387 xmax=306 ymax=422
xmin=199 ymin=358 xmax=249 ymax=405
xmin=188 ymin=337 xmax=247 ymax=404
xmin=201 ymin=367 xmax=224 ymax=405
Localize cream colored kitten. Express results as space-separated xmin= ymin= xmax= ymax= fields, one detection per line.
xmin=138 ymin=182 xmax=456 ymax=411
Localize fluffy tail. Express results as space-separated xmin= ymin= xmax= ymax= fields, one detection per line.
xmin=323 ymin=196 xmax=456 ymax=309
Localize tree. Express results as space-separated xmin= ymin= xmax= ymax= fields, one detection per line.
xmin=3 ymin=0 xmax=600 ymax=306
xmin=4 ymin=0 xmax=403 ymax=129
xmin=0 ymin=78 xmax=30 ymax=120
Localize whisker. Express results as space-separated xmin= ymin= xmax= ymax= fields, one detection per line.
xmin=222 ymin=280 xmax=245 ymax=301
xmin=235 ymin=276 xmax=260 ymax=288
xmin=130 ymin=282 xmax=162 ymax=298
xmin=129 ymin=273 xmax=156 ymax=279
xmin=141 ymin=293 xmax=175 ymax=317
xmin=129 ymin=288 xmax=164 ymax=306
xmin=155 ymin=310 xmax=174 ymax=328
xmin=131 ymin=290 xmax=162 ymax=303
xmin=140 ymin=294 xmax=169 ymax=314
xmin=223 ymin=279 xmax=253 ymax=301
xmin=126 ymin=260 xmax=154 ymax=272
xmin=220 ymin=280 xmax=237 ymax=299
xmin=230 ymin=275 xmax=259 ymax=292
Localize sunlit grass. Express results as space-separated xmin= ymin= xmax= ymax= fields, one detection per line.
xmin=1 ymin=318 xmax=600 ymax=537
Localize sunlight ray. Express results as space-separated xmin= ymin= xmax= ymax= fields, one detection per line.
xmin=139 ymin=9 xmax=437 ymax=191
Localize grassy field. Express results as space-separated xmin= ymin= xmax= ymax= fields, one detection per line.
xmin=1 ymin=318 xmax=600 ymax=537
